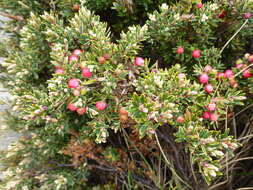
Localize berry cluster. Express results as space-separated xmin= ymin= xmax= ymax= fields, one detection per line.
xmin=203 ymin=102 xmax=218 ymax=121
xmin=198 ymin=66 xmax=215 ymax=94
xmin=176 ymin=46 xmax=201 ymax=59
xmin=67 ymin=103 xmax=87 ymax=115
xmin=197 ymin=53 xmax=253 ymax=122
xmin=65 ymin=48 xmax=145 ymax=115
xmin=66 ymin=49 xmax=111 ymax=114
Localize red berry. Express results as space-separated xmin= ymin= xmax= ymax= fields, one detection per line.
xmin=197 ymin=3 xmax=203 ymax=8
xmin=205 ymin=84 xmax=214 ymax=93
xmin=82 ymin=68 xmax=92 ymax=78
xmin=210 ymin=113 xmax=218 ymax=121
xmin=203 ymin=111 xmax=211 ymax=119
xmin=192 ymin=50 xmax=201 ymax=58
xmin=54 ymin=65 xmax=62 ymax=69
xmin=207 ymin=103 xmax=216 ymax=111
xmin=204 ymin=65 xmax=212 ymax=73
xmin=98 ymin=56 xmax=106 ymax=64
xmin=134 ymin=57 xmax=144 ymax=66
xmin=72 ymin=49 xmax=83 ymax=56
xmin=96 ymin=101 xmax=107 ymax=111
xmin=199 ymin=73 xmax=209 ymax=84
xmin=77 ymin=107 xmax=86 ymax=115
xmin=243 ymin=12 xmax=252 ymax=19
xmin=177 ymin=47 xmax=184 ymax=54
xmin=67 ymin=103 xmax=77 ymax=111
xmin=219 ymin=10 xmax=226 ymax=18
xmin=68 ymin=55 xmax=78 ymax=63
xmin=176 ymin=116 xmax=185 ymax=123
xmin=243 ymin=69 xmax=252 ymax=78
xmin=73 ymin=4 xmax=80 ymax=12
xmin=68 ymin=78 xmax=80 ymax=88
xmin=224 ymin=70 xmax=234 ymax=78
xmin=55 ymin=68 xmax=64 ymax=74
xmin=217 ymin=72 xmax=225 ymax=80
xmin=248 ymin=55 xmax=253 ymax=63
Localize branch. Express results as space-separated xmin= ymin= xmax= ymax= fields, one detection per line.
xmin=0 ymin=12 xmax=24 ymax=21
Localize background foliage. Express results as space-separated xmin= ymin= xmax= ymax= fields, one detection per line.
xmin=0 ymin=0 xmax=253 ymax=189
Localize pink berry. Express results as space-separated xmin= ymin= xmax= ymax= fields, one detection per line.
xmin=176 ymin=116 xmax=185 ymax=123
xmin=103 ymin=53 xmax=111 ymax=60
xmin=197 ymin=3 xmax=203 ymax=8
xmin=243 ymin=69 xmax=252 ymax=78
xmin=177 ymin=47 xmax=184 ymax=54
xmin=248 ymin=55 xmax=253 ymax=63
xmin=203 ymin=111 xmax=211 ymax=119
xmin=217 ymin=72 xmax=225 ymax=80
xmin=67 ymin=103 xmax=77 ymax=111
xmin=77 ymin=107 xmax=86 ymax=115
xmin=205 ymin=84 xmax=214 ymax=93
xmin=235 ymin=64 xmax=244 ymax=69
xmin=68 ymin=55 xmax=78 ymax=63
xmin=210 ymin=113 xmax=218 ymax=121
xmin=199 ymin=73 xmax=209 ymax=84
xmin=178 ymin=73 xmax=185 ymax=79
xmin=224 ymin=70 xmax=234 ymax=78
xmin=72 ymin=49 xmax=83 ymax=56
xmin=82 ymin=68 xmax=92 ymax=78
xmin=68 ymin=78 xmax=80 ymax=88
xmin=134 ymin=57 xmax=144 ymax=66
xmin=211 ymin=98 xmax=218 ymax=103
xmin=96 ymin=101 xmax=107 ymax=111
xmin=73 ymin=89 xmax=80 ymax=96
xmin=204 ymin=65 xmax=212 ymax=73
xmin=192 ymin=50 xmax=201 ymax=58
xmin=55 ymin=68 xmax=64 ymax=74
xmin=207 ymin=103 xmax=216 ymax=111
xmin=243 ymin=12 xmax=252 ymax=19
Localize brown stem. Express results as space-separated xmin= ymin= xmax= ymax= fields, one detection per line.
xmin=0 ymin=12 xmax=24 ymax=21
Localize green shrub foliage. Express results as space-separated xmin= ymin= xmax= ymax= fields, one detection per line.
xmin=0 ymin=0 xmax=253 ymax=189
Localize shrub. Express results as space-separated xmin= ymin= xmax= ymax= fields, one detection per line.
xmin=0 ymin=0 xmax=253 ymax=189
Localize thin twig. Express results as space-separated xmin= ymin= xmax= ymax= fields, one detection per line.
xmin=238 ymin=134 xmax=253 ymax=141
xmin=233 ymin=115 xmax=237 ymax=138
xmin=154 ymin=132 xmax=193 ymax=190
xmin=156 ymin=131 xmax=185 ymax=174
xmin=232 ymin=104 xmax=253 ymax=119
xmin=225 ymin=106 xmax=229 ymax=183
xmin=235 ymin=63 xmax=253 ymax=78
xmin=208 ymin=180 xmax=228 ymax=190
xmin=189 ymin=152 xmax=198 ymax=184
xmin=222 ymin=157 xmax=253 ymax=169
xmin=220 ymin=19 xmax=249 ymax=54
xmin=88 ymin=164 xmax=118 ymax=172
xmin=0 ymin=12 xmax=24 ymax=21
